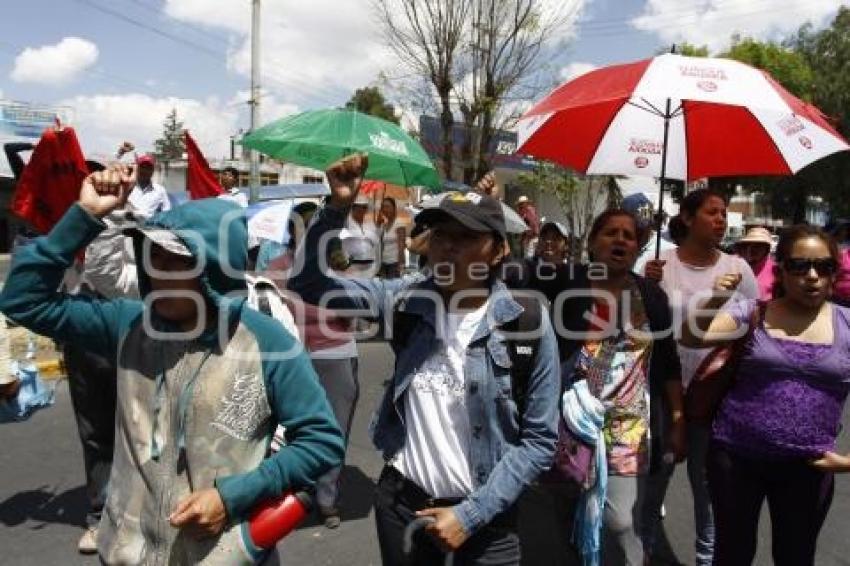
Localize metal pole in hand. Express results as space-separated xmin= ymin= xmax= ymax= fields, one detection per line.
xmin=655 ymin=97 xmax=672 ymax=260
xmin=403 ymin=517 xmax=454 ymax=566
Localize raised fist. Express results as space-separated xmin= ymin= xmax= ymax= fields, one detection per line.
xmin=474 ymin=170 xmax=499 ymax=198
xmin=79 ymin=163 xmax=136 ymax=218
xmin=117 ymin=141 xmax=135 ymax=157
xmin=326 ymin=153 xmax=369 ymax=208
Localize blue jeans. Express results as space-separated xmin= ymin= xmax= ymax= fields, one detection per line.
xmin=642 ymin=423 xmax=714 ymax=566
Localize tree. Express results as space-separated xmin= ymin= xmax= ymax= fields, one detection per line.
xmin=786 ymin=7 xmax=850 ymax=220
xmin=605 ymin=176 xmax=623 ymax=208
xmin=516 ymin=162 xmax=608 ymax=261
xmin=154 ymin=108 xmax=185 ymax=161
xmin=655 ymin=42 xmax=709 ymax=56
xmin=712 ymin=38 xmax=817 ymax=222
xmin=456 ymin=0 xmax=573 ymax=183
xmin=681 ymin=37 xmax=818 ymax=223
xmin=375 ymin=0 xmax=471 ymax=180
xmin=375 ymin=0 xmax=574 ymax=183
xmin=669 ymin=26 xmax=849 ymax=223
xmin=677 ymin=43 xmax=709 ymax=57
xmin=789 ymin=8 xmax=850 ymax=135
xmin=721 ymin=37 xmax=814 ymax=101
xmin=345 ymin=86 xmax=400 ymax=124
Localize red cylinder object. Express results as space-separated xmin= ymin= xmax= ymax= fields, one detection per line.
xmin=247 ymin=490 xmax=312 ymax=549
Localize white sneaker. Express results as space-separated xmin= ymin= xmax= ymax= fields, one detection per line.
xmin=78 ymin=527 xmax=98 ymax=554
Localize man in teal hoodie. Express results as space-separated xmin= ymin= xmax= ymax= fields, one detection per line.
xmin=0 ymin=164 xmax=344 ymax=565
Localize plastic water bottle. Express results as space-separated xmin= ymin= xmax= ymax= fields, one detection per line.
xmin=25 ymin=332 xmax=36 ymax=360
xmin=247 ymin=491 xmax=312 ymax=549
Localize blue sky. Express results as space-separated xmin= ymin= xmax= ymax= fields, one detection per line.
xmin=0 ymin=0 xmax=846 ymax=162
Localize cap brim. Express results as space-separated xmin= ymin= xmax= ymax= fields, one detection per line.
xmin=416 ymin=208 xmax=498 ymax=235
xmin=124 ymin=227 xmax=193 ymax=257
xmin=541 ymin=221 xmax=569 ymax=238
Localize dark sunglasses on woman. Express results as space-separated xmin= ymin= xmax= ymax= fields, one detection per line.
xmin=783 ymin=257 xmax=838 ymax=276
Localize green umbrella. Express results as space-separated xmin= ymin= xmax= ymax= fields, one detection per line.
xmin=241 ymin=108 xmax=440 ymax=188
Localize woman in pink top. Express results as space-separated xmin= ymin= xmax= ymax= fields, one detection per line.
xmin=733 ymin=227 xmax=776 ymax=301
xmin=830 ymin=223 xmax=850 ymax=306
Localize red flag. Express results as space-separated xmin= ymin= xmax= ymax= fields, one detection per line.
xmin=11 ymin=127 xmax=88 ymax=234
xmin=185 ymin=131 xmax=224 ymax=200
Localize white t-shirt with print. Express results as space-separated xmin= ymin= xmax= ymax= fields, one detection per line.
xmin=650 ymin=248 xmax=759 ymax=388
xmin=394 ymin=301 xmax=488 ymax=498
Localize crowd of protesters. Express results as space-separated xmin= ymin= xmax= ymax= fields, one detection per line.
xmin=1 ymin=134 xmax=849 ymax=566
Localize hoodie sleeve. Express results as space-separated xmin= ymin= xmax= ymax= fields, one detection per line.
xmin=214 ymin=310 xmax=344 ymax=521
xmin=0 ymin=204 xmax=141 ymax=358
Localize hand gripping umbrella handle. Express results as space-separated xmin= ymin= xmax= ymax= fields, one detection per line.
xmin=402 ymin=516 xmax=454 ymax=566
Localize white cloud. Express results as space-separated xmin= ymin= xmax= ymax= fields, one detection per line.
xmin=559 ymin=62 xmax=598 ymax=81
xmin=58 ymin=93 xmax=239 ymax=160
xmin=164 ymin=0 xmax=589 ymax=111
xmin=539 ymin=0 xmax=592 ymax=44
xmin=631 ymin=0 xmax=849 ymax=52
xmin=164 ymin=0 xmax=387 ymax=108
xmin=11 ymin=37 xmax=99 ymax=85
xmin=163 ymin=0 xmax=249 ymax=32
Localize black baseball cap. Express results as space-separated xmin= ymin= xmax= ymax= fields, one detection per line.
xmin=416 ymin=191 xmax=507 ymax=238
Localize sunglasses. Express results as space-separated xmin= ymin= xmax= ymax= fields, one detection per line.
xmin=783 ymin=257 xmax=838 ymax=276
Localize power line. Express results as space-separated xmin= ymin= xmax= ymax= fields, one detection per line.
xmin=124 ymin=0 xmax=232 ymax=45
xmin=0 ymin=39 xmax=163 ymax=99
xmin=74 ymin=0 xmax=350 ymax=107
xmin=71 ymin=0 xmax=345 ymax=107
xmin=575 ymin=0 xmax=840 ymax=40
xmin=576 ymin=0 xmax=830 ymax=33
xmin=73 ymin=0 xmax=224 ymax=59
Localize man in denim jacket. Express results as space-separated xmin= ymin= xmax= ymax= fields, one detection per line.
xmin=289 ymin=154 xmax=559 ymax=564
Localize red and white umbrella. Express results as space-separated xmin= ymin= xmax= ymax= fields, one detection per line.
xmin=517 ymin=53 xmax=849 ymax=182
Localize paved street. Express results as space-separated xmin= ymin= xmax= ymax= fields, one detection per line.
xmin=1 ymin=341 xmax=849 ymax=565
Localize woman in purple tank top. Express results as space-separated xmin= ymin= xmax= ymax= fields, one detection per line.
xmin=681 ymin=225 xmax=850 ymax=566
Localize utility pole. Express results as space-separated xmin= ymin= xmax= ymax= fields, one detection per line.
xmin=248 ymin=0 xmax=261 ymax=203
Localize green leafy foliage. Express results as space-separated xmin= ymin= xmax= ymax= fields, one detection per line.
xmin=345 ymin=86 xmax=400 ymax=124
xmin=153 ymin=108 xmax=185 ymax=161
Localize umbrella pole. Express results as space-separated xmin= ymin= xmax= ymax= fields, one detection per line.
xmin=655 ymin=98 xmax=672 ymax=260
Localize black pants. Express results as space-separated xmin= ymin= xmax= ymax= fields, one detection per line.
xmin=707 ymin=443 xmax=834 ymax=566
xmin=374 ymin=467 xmax=520 ymax=566
xmin=63 ymin=343 xmax=117 ymax=527
xmin=518 ymin=482 xmax=580 ymax=566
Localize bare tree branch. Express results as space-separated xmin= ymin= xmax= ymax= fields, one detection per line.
xmin=375 ymin=0 xmax=580 ymax=184
xmin=374 ymin=0 xmax=472 ymax=180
